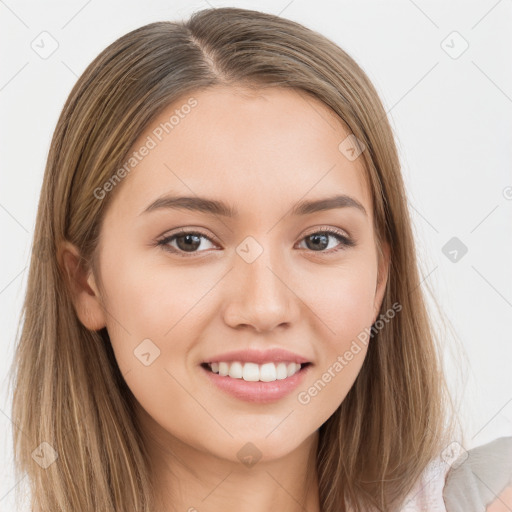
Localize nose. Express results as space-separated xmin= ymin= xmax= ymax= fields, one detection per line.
xmin=222 ymin=243 xmax=300 ymax=333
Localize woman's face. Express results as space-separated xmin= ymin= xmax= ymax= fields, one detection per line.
xmin=78 ymin=86 xmax=389 ymax=464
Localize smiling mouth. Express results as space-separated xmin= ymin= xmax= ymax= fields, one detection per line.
xmin=200 ymin=361 xmax=312 ymax=382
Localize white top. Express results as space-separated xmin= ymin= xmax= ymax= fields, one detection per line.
xmin=399 ymin=456 xmax=450 ymax=511
xmin=399 ymin=436 xmax=512 ymax=512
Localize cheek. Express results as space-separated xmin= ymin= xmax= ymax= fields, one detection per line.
xmin=303 ymin=259 xmax=377 ymax=348
xmin=101 ymin=240 xmax=378 ymax=373
xmin=101 ymin=248 xmax=198 ymax=334
xmin=100 ymin=247 xmax=220 ymax=374
xmin=299 ymin=267 xmax=376 ymax=413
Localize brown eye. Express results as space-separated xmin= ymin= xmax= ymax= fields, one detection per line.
xmin=174 ymin=233 xmax=202 ymax=252
xmin=298 ymin=229 xmax=355 ymax=253
xmin=157 ymin=231 xmax=216 ymax=256
xmin=304 ymin=233 xmax=330 ymax=251
xmin=156 ymin=227 xmax=355 ymax=258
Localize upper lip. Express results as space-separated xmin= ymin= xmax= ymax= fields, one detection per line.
xmin=203 ymin=348 xmax=311 ymax=365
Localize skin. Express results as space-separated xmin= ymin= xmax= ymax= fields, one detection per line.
xmin=60 ymin=85 xmax=390 ymax=512
xmin=487 ymin=485 xmax=512 ymax=511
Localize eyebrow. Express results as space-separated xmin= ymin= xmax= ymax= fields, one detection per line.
xmin=140 ymin=193 xmax=367 ymax=218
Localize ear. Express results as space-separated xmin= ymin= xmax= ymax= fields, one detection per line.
xmin=57 ymin=240 xmax=107 ymax=331
xmin=373 ymin=239 xmax=390 ymax=324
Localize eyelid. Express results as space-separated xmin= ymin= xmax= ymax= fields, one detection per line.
xmin=157 ymin=227 xmax=221 ymax=246
xmin=301 ymin=225 xmax=351 ymax=240
xmin=158 ymin=225 xmax=351 ymax=243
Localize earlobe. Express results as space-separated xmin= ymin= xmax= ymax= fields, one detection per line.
xmin=58 ymin=241 xmax=107 ymax=331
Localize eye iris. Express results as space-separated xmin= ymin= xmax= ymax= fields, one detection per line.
xmin=306 ymin=233 xmax=329 ymax=251
xmin=176 ymin=234 xmax=201 ymax=252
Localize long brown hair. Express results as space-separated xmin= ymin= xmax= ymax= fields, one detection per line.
xmin=10 ymin=7 xmax=462 ymax=511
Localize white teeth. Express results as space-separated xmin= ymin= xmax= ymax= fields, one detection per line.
xmin=228 ymin=362 xmax=243 ymax=379
xmin=243 ymin=362 xmax=261 ymax=381
xmin=259 ymin=362 xmax=276 ymax=382
xmin=277 ymin=363 xmax=288 ymax=380
xmin=218 ymin=362 xmax=229 ymax=376
xmin=207 ymin=361 xmax=303 ymax=381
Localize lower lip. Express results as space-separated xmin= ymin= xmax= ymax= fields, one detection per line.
xmin=200 ymin=363 xmax=312 ymax=404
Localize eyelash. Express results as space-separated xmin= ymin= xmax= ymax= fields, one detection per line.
xmin=156 ymin=227 xmax=355 ymax=258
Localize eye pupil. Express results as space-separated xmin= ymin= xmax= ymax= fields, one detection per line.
xmin=306 ymin=233 xmax=329 ymax=251
xmin=177 ymin=234 xmax=201 ymax=252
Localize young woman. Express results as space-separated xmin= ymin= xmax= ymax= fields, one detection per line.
xmin=9 ymin=6 xmax=511 ymax=512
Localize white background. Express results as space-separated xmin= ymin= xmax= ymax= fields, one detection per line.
xmin=1 ymin=0 xmax=511 ymax=509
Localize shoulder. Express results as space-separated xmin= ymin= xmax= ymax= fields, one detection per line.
xmin=443 ymin=436 xmax=512 ymax=512
xmin=398 ymin=436 xmax=512 ymax=511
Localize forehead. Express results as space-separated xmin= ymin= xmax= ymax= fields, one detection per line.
xmin=106 ymin=85 xmax=372 ymax=223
